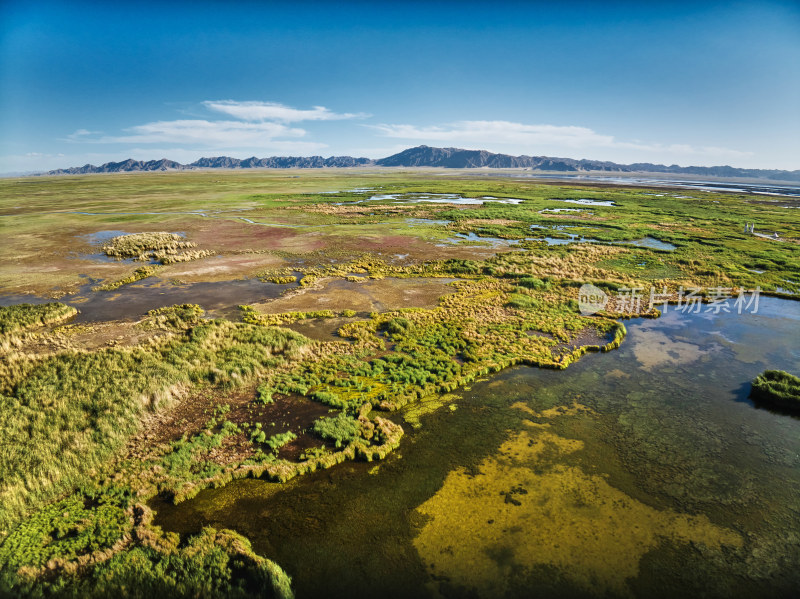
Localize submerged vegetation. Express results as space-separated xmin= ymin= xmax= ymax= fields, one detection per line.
xmin=1 ymin=170 xmax=798 ymax=597
xmin=751 ymin=369 xmax=800 ymax=412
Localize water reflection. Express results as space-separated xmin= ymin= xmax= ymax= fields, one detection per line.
xmin=153 ymin=297 xmax=800 ymax=598
xmin=0 ymin=277 xmax=290 ymax=322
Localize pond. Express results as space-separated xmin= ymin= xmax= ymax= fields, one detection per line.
xmin=339 ymin=193 xmax=525 ymax=205
xmin=549 ymin=198 xmax=618 ymax=207
xmin=612 ymin=236 xmax=677 ymax=251
xmin=538 ymin=207 xmax=592 ymax=214
xmin=153 ymin=297 xmax=800 ymax=598
xmin=439 ymin=232 xmax=523 ymax=248
xmin=0 ymin=277 xmax=291 ymax=322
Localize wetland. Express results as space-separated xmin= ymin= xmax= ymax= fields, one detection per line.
xmin=0 ymin=170 xmax=798 ymax=598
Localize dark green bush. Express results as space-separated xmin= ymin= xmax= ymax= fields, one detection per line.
xmin=516 ymin=276 xmax=550 ymax=291
xmin=311 ymin=413 xmax=362 ymax=448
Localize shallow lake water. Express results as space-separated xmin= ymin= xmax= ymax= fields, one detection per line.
xmin=341 ymin=193 xmax=525 ymax=205
xmin=153 ymin=297 xmax=800 ymax=598
xmin=612 ymin=236 xmax=677 ymax=251
xmin=0 ymin=277 xmax=290 ymax=322
xmin=551 ymin=198 xmax=618 ymax=207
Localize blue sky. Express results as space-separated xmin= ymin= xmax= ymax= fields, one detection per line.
xmin=1 ymin=1 xmax=799 ymax=172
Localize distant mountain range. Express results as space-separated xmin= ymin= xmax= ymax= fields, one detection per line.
xmin=44 ymin=145 xmax=800 ymax=182
xmin=47 ymin=155 xmax=371 ymax=175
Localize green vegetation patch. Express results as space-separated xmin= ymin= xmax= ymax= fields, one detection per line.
xmin=312 ymin=413 xmax=362 ymax=448
xmin=145 ymin=303 xmax=206 ymax=328
xmin=162 ymin=421 xmax=242 ymax=484
xmin=0 ymin=315 xmax=308 ymax=535
xmin=2 ymin=525 xmax=292 ymax=599
xmin=0 ymin=488 xmax=131 ymax=572
xmin=751 ymin=370 xmax=800 ymax=412
xmin=93 ymin=265 xmax=162 ymax=291
xmin=0 ymin=303 xmax=77 ymax=335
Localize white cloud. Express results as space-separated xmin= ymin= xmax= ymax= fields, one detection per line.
xmin=372 ymin=120 xmax=615 ymax=149
xmin=85 ymin=119 xmax=307 ymax=148
xmin=371 ymin=120 xmax=752 ymax=161
xmin=66 ymin=129 xmax=101 ymax=140
xmin=60 ymin=100 xmax=368 ymax=151
xmin=203 ymin=100 xmax=369 ymax=123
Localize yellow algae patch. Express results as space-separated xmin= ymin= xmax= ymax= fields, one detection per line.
xmin=414 ymin=429 xmax=742 ymax=598
xmin=403 ymin=393 xmax=461 ymax=429
xmin=607 ymin=368 xmax=630 ymax=379
xmin=512 ymin=400 xmax=596 ymax=419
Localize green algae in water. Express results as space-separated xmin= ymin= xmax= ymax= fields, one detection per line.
xmin=153 ymin=297 xmax=800 ymax=598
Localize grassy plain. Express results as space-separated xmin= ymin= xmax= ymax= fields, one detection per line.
xmin=0 ymin=169 xmax=798 ymax=597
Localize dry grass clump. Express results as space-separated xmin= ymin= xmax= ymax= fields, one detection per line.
xmin=493 ymin=244 xmax=630 ymax=283
xmin=459 ymin=219 xmax=521 ymax=227
xmin=102 ymin=232 xmax=214 ymax=265
xmin=92 ymin=265 xmax=162 ymax=291
xmin=156 ymin=249 xmax=215 ymax=264
xmin=103 ymin=232 xmax=195 ymax=259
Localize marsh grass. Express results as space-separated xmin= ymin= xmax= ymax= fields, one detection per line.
xmin=145 ymin=303 xmax=206 ymax=329
xmin=0 ymin=303 xmax=77 ymax=335
xmin=0 ymin=487 xmax=132 ymax=572
xmin=102 ymin=232 xmax=195 ymax=259
xmin=101 ymin=232 xmax=214 ymax=266
xmin=240 ymin=306 xmax=337 ymax=326
xmin=92 ymin=265 xmax=162 ymax=291
xmin=0 ymin=316 xmax=309 ymax=535
xmin=312 ymin=413 xmax=362 ymax=448
xmin=751 ymin=370 xmax=800 ymax=412
xmin=3 ymin=172 xmax=799 ymax=596
xmin=2 ymin=523 xmax=292 ymax=599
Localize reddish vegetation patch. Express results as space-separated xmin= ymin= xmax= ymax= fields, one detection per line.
xmin=543 ymin=214 xmax=609 ymax=221
xmin=192 ymin=221 xmax=306 ymax=251
xmin=163 ymin=254 xmax=285 ymax=282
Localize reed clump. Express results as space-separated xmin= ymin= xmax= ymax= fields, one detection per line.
xmin=101 ymin=232 xmax=214 ymax=265
xmin=751 ymin=370 xmax=800 ymax=412
xmin=102 ymin=232 xmax=195 ymax=260
xmin=93 ymin=265 xmax=162 ymax=291
xmin=0 ymin=303 xmax=77 ymax=335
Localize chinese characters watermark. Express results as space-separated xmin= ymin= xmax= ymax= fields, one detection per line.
xmin=578 ymin=284 xmax=760 ymax=316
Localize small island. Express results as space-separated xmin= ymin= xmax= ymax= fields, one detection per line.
xmin=751 ymin=370 xmax=800 ymax=412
